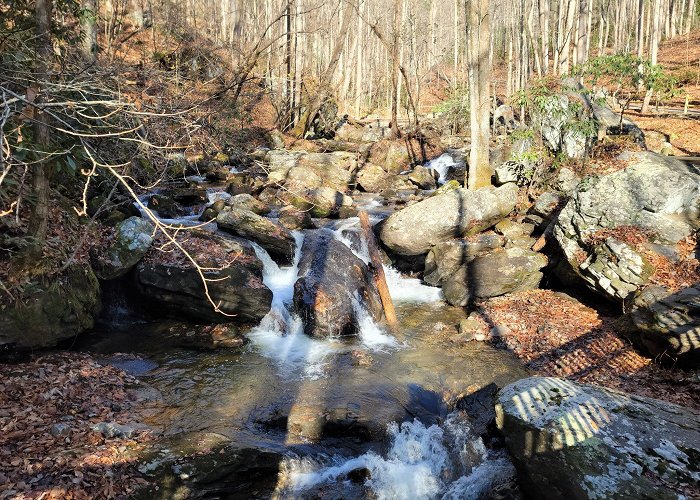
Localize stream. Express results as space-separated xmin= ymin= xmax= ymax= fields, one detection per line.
xmin=78 ymin=165 xmax=529 ymax=499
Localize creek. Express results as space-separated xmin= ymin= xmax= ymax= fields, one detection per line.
xmin=79 ymin=165 xmax=529 ymax=499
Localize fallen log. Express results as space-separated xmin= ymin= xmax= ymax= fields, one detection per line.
xmin=358 ymin=211 xmax=397 ymax=326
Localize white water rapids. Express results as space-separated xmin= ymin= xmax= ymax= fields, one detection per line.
xmin=281 ymin=412 xmax=516 ymax=499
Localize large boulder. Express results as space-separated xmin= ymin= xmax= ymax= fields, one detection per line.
xmin=626 ymin=284 xmax=700 ymax=366
xmin=442 ymin=247 xmax=547 ymax=306
xmin=227 ymin=194 xmax=269 ymax=215
xmin=534 ymin=87 xmax=596 ymax=160
xmin=217 ymin=207 xmax=296 ymax=264
xmin=94 ymin=217 xmax=154 ymax=280
xmin=0 ymin=264 xmax=101 ymax=348
xmin=356 ymin=163 xmax=391 ymax=193
xmin=135 ymin=234 xmax=272 ymax=323
xmin=379 ymin=184 xmax=518 ymax=256
xmin=423 ymin=234 xmax=505 ymax=286
xmin=553 ymin=152 xmax=700 ymax=302
xmin=293 ymin=231 xmax=382 ymax=338
xmin=264 ymin=150 xmax=355 ymax=193
xmin=278 ymin=186 xmax=353 ymax=218
xmin=496 ymin=376 xmax=700 ymax=499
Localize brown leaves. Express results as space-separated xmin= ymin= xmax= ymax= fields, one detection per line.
xmin=0 ymin=353 xmax=152 ymax=499
xmin=476 ymin=289 xmax=700 ymax=411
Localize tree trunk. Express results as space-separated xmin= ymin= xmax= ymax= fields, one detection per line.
xmin=80 ymin=0 xmax=97 ymax=62
xmin=28 ymin=0 xmax=53 ymax=258
xmin=466 ymin=0 xmax=491 ymax=189
xmin=390 ymin=0 xmax=401 ymax=138
xmin=576 ymin=0 xmax=589 ymax=66
xmin=642 ymin=0 xmax=661 ymax=113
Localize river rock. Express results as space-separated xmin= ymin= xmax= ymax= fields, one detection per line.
xmin=293 ymin=231 xmax=382 ymax=338
xmin=266 ymin=150 xmax=355 ymax=193
xmin=0 ymin=264 xmax=101 ymax=348
xmin=443 ymin=247 xmax=547 ymax=306
xmin=356 ymin=164 xmax=391 ymax=192
xmin=384 ymin=143 xmax=411 ymax=173
xmin=553 ymin=152 xmax=700 ymax=302
xmin=379 ymin=184 xmax=518 ymax=256
xmin=408 ymin=165 xmax=437 ymax=190
xmin=147 ymin=194 xmax=185 ymax=219
xmin=626 ymin=284 xmax=700 ymax=366
xmin=217 ymin=207 xmax=296 ymax=264
xmin=94 ymin=216 xmax=154 ymax=280
xmin=227 ymin=194 xmax=269 ymax=215
xmin=423 ymin=234 xmax=505 ymax=286
xmin=496 ymin=376 xmax=700 ymax=499
xmin=279 ymin=186 xmax=353 ymax=218
xmin=135 ymin=236 xmax=272 ymax=323
xmin=278 ymin=205 xmax=312 ymax=230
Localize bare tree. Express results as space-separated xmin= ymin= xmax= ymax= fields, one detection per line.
xmin=466 ymin=0 xmax=491 ymax=189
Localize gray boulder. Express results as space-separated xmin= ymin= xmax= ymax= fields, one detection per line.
xmin=442 ymin=247 xmax=547 ymax=306
xmin=553 ymin=152 xmax=700 ymax=302
xmin=379 ymin=184 xmax=518 ymax=256
xmin=423 ymin=234 xmax=505 ymax=286
xmin=626 ymin=284 xmax=700 ymax=366
xmin=293 ymin=231 xmax=382 ymax=338
xmin=496 ymin=376 xmax=700 ymax=500
xmin=217 ymin=207 xmax=296 ymax=264
xmin=279 ymin=186 xmax=353 ymax=218
xmin=227 ymin=194 xmax=269 ymax=215
xmin=356 ymin=164 xmax=391 ymax=192
xmin=534 ymin=93 xmax=595 ymax=160
xmin=135 ymin=235 xmax=271 ymax=323
xmin=265 ymin=150 xmax=355 ymax=193
xmin=408 ymin=165 xmax=437 ymax=190
xmin=94 ymin=217 xmax=154 ymax=280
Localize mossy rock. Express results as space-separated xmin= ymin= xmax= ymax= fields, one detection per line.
xmin=0 ymin=264 xmax=101 ymax=348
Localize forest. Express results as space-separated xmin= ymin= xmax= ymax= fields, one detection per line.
xmin=1 ymin=0 xmax=700 ymax=498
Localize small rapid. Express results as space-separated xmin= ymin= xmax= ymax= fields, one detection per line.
xmin=280 ymin=412 xmax=516 ymax=499
xmin=247 ymin=231 xmax=397 ymax=378
xmin=425 ymin=153 xmax=458 ymax=185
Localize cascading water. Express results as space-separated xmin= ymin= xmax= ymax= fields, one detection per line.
xmin=280 ymin=412 xmax=517 ymax=499
xmin=425 ymin=153 xmax=458 ymax=185
xmin=247 ymin=232 xmax=397 ymax=378
xmin=332 ymin=218 xmax=443 ymax=303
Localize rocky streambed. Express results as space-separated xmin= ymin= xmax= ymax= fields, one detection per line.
xmin=5 ymin=112 xmax=699 ymax=498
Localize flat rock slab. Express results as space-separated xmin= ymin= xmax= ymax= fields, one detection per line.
xmin=496 ymin=376 xmax=700 ymax=500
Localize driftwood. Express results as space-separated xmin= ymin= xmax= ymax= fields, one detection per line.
xmin=358 ymin=211 xmax=397 ymax=326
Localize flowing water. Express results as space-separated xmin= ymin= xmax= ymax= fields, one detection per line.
xmin=88 ymin=181 xmax=529 ymax=498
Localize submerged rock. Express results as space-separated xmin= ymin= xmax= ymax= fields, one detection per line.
xmin=94 ymin=216 xmax=154 ymax=280
xmin=496 ymin=376 xmax=700 ymax=499
xmin=553 ymin=152 xmax=700 ymax=302
xmin=379 ymin=184 xmax=518 ymax=256
xmin=293 ymin=231 xmax=382 ymax=338
xmin=626 ymin=284 xmax=700 ymax=367
xmin=217 ymin=207 xmax=296 ymax=264
xmin=0 ymin=264 xmax=101 ymax=348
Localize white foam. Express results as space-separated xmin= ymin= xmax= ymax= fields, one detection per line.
xmin=331 ymin=220 xmax=443 ymax=304
xmin=206 ymin=189 xmax=231 ymax=204
xmin=287 ymin=419 xmax=448 ymax=499
xmin=383 ymin=265 xmax=443 ymax=303
xmin=425 ymin=153 xmax=457 ymax=185
xmin=247 ymin=233 xmax=397 ymax=378
xmin=284 ymin=413 xmax=516 ymax=500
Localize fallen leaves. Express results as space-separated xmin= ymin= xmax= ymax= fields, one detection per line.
xmin=0 ymin=353 xmax=152 ymax=499
xmin=474 ymin=289 xmax=700 ymax=411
